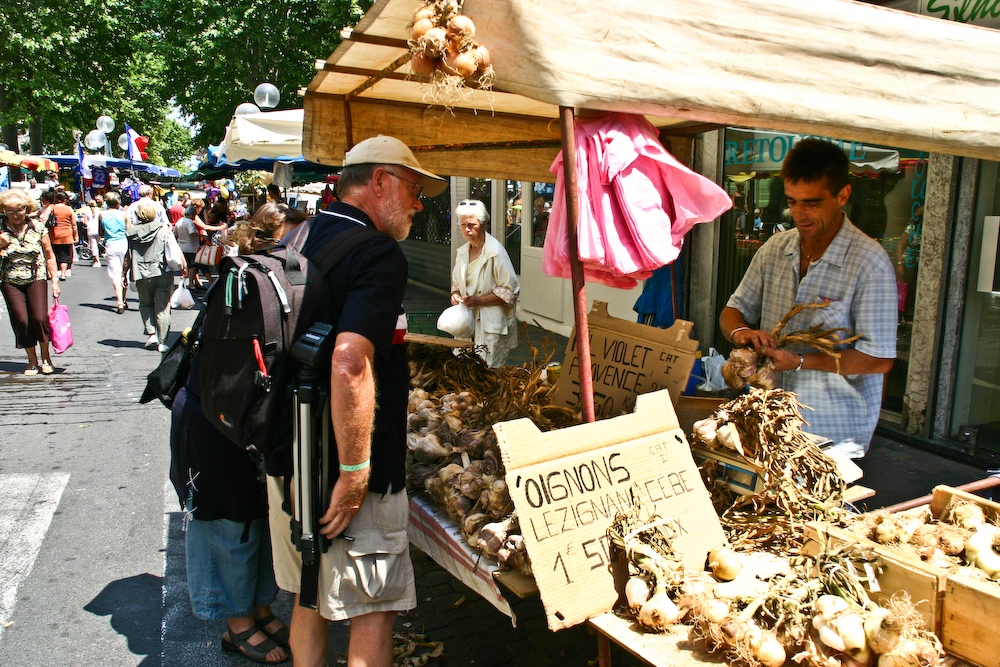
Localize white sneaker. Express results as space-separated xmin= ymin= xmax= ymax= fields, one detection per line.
xmin=144 ymin=335 xmax=158 ymax=350
xmin=65 ymin=270 xmax=71 ymax=277
xmin=157 ymin=344 xmax=169 ymax=353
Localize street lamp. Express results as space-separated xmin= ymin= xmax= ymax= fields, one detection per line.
xmin=253 ymin=83 xmax=280 ymax=109
xmin=232 ymin=83 xmax=282 ymax=117
xmin=235 ymin=102 xmax=260 ymax=115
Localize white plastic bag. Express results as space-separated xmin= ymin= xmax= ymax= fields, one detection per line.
xmin=164 ymin=228 xmax=184 ymax=271
xmin=698 ymin=347 xmax=728 ymax=392
xmin=169 ymin=284 xmax=196 ymax=309
xmin=437 ymin=303 xmax=475 ymax=339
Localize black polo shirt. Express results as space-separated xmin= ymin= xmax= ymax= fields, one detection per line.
xmin=301 ymin=202 xmax=409 ymax=494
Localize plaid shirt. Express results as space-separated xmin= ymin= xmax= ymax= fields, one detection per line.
xmin=727 ymin=216 xmax=897 ymax=450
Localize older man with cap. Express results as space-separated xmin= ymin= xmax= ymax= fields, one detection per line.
xmin=266 ymin=135 xmax=446 ymax=667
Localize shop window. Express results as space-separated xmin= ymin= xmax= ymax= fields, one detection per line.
xmin=529 ymin=183 xmax=554 ymax=248
xmin=715 ymin=128 xmax=925 ymax=420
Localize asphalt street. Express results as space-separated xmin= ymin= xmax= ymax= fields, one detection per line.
xmin=0 ymin=260 xmax=211 ymax=666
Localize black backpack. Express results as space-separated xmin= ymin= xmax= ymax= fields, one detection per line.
xmin=197 ymin=219 xmax=385 ymax=470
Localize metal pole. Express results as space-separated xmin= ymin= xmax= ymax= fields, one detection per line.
xmin=559 ymin=106 xmax=595 ymax=423
xmin=882 ymin=475 xmax=1000 ymax=514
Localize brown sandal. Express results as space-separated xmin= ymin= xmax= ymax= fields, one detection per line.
xmin=221 ymin=625 xmax=288 ymax=664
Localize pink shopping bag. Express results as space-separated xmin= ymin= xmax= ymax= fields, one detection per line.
xmin=49 ymin=297 xmax=73 ymax=354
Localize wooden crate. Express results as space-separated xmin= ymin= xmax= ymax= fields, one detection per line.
xmin=802 ymin=522 xmax=944 ymax=633
xmin=929 ymin=486 xmax=1000 ymax=667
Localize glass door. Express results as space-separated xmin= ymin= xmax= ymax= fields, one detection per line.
xmin=950 ymin=160 xmax=1000 ymax=453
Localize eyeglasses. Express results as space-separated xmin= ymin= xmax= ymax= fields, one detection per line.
xmin=3 ymin=208 xmax=25 ymax=215
xmin=384 ymin=171 xmax=423 ymax=200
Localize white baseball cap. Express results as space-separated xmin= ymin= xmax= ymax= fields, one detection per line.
xmin=343 ymin=135 xmax=447 ymax=198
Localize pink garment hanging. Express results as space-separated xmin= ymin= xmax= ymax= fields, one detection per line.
xmin=544 ymin=112 xmax=732 ymax=288
xmin=544 ymin=147 xmax=642 ymax=289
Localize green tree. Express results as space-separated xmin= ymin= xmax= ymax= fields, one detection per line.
xmin=0 ymin=0 xmax=133 ymax=153
xmin=151 ymin=0 xmax=372 ymax=146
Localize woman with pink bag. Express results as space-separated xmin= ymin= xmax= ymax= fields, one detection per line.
xmin=0 ymin=189 xmax=61 ymax=375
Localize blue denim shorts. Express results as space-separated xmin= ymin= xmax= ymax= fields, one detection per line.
xmin=185 ymin=516 xmax=279 ymax=620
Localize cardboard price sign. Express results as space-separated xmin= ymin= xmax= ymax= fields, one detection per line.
xmin=552 ymin=302 xmax=699 ymax=419
xmin=494 ymin=390 xmax=726 ymax=631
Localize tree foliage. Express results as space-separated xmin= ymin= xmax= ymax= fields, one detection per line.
xmin=0 ymin=0 xmax=132 ymax=152
xmin=152 ymin=0 xmax=372 ymax=146
xmin=0 ymin=0 xmax=370 ymax=170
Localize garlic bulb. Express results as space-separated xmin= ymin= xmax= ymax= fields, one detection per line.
xmin=624 ymin=576 xmax=652 ymax=611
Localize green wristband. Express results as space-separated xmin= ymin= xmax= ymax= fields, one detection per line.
xmin=339 ymin=458 xmax=371 ymax=472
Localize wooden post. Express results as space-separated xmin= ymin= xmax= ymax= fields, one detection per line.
xmin=558 ymin=106 xmax=595 ymax=423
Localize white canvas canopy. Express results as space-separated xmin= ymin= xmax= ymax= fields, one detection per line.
xmin=302 ymin=0 xmax=1000 ymax=181
xmin=219 ymin=109 xmax=304 ymax=163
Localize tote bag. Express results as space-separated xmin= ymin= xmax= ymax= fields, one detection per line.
xmin=164 ymin=227 xmax=184 ymax=271
xmin=48 ymin=297 xmax=73 ymax=353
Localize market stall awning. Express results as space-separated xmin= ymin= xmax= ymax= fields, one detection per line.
xmin=219 ymin=109 xmax=304 ymax=163
xmin=0 ymin=152 xmax=60 ymax=172
xmin=302 ymin=0 xmax=1000 ymax=182
xmin=38 ymin=154 xmax=181 ymax=178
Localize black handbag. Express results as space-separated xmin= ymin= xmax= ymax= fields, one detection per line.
xmin=140 ymin=308 xmax=205 ymax=408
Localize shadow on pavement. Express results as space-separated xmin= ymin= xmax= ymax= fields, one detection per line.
xmin=78 ymin=302 xmax=121 ymax=313
xmin=85 ymin=573 xmax=163 ymax=666
xmin=97 ymin=339 xmax=151 ymax=349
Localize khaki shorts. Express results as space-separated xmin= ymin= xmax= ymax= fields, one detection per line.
xmin=267 ymin=476 xmax=416 ymax=621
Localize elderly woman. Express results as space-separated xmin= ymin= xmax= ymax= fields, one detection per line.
xmin=0 ymin=190 xmax=60 ymax=375
xmin=168 ymin=202 xmax=305 ymax=665
xmin=127 ymin=199 xmax=186 ymax=352
xmin=450 ymin=199 xmax=520 ymax=367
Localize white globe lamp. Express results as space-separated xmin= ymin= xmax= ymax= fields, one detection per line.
xmin=235 ymin=103 xmax=261 ymax=115
xmin=253 ymin=83 xmax=280 ymax=109
xmin=96 ymin=115 xmax=116 ymax=133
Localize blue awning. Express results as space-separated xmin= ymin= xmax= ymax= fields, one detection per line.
xmin=39 ymin=154 xmax=182 ymax=178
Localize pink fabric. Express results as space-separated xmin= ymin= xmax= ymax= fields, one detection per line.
xmin=543 ymin=113 xmax=732 ymax=288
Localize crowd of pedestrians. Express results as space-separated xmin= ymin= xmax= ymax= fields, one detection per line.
xmin=0 ymin=175 xmax=253 ymax=362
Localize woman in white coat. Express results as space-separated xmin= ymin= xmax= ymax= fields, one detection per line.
xmin=450 ymin=199 xmax=520 ymax=367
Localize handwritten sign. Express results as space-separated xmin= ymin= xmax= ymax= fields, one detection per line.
xmin=494 ymin=390 xmax=726 ymax=631
xmin=553 ymin=302 xmax=699 ymax=419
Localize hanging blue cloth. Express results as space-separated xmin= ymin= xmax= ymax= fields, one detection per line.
xmin=633 ymin=258 xmax=683 ymax=328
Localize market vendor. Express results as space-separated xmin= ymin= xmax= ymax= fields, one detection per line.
xmin=719 ymin=138 xmax=897 ymax=459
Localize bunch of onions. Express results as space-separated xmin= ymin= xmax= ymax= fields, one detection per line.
xmin=408 ymin=1 xmax=491 ymax=82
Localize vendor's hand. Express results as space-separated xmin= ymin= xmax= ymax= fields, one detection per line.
xmin=450 ymin=292 xmax=463 ymax=306
xmin=463 ymin=295 xmax=479 ymax=308
xmin=319 ymin=469 xmax=369 ymax=538
xmin=732 ymin=328 xmax=776 ymax=351
xmin=763 ymin=347 xmax=801 ymax=372
xmin=51 ymin=281 xmax=60 ymax=299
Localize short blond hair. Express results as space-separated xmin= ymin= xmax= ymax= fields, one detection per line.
xmin=135 ymin=199 xmax=159 ymax=222
xmin=0 ymin=189 xmax=38 ymax=214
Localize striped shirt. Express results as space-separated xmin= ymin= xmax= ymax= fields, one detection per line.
xmin=726 ymin=216 xmax=897 ymax=451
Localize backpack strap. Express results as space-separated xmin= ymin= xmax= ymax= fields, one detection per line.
xmin=310 ymin=224 xmax=386 ymax=275
xmin=281 ymin=219 xmax=386 ymax=279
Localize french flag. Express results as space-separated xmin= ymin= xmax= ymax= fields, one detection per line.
xmin=124 ymin=124 xmax=142 ymax=161
xmin=77 ymin=139 xmax=91 ymax=179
